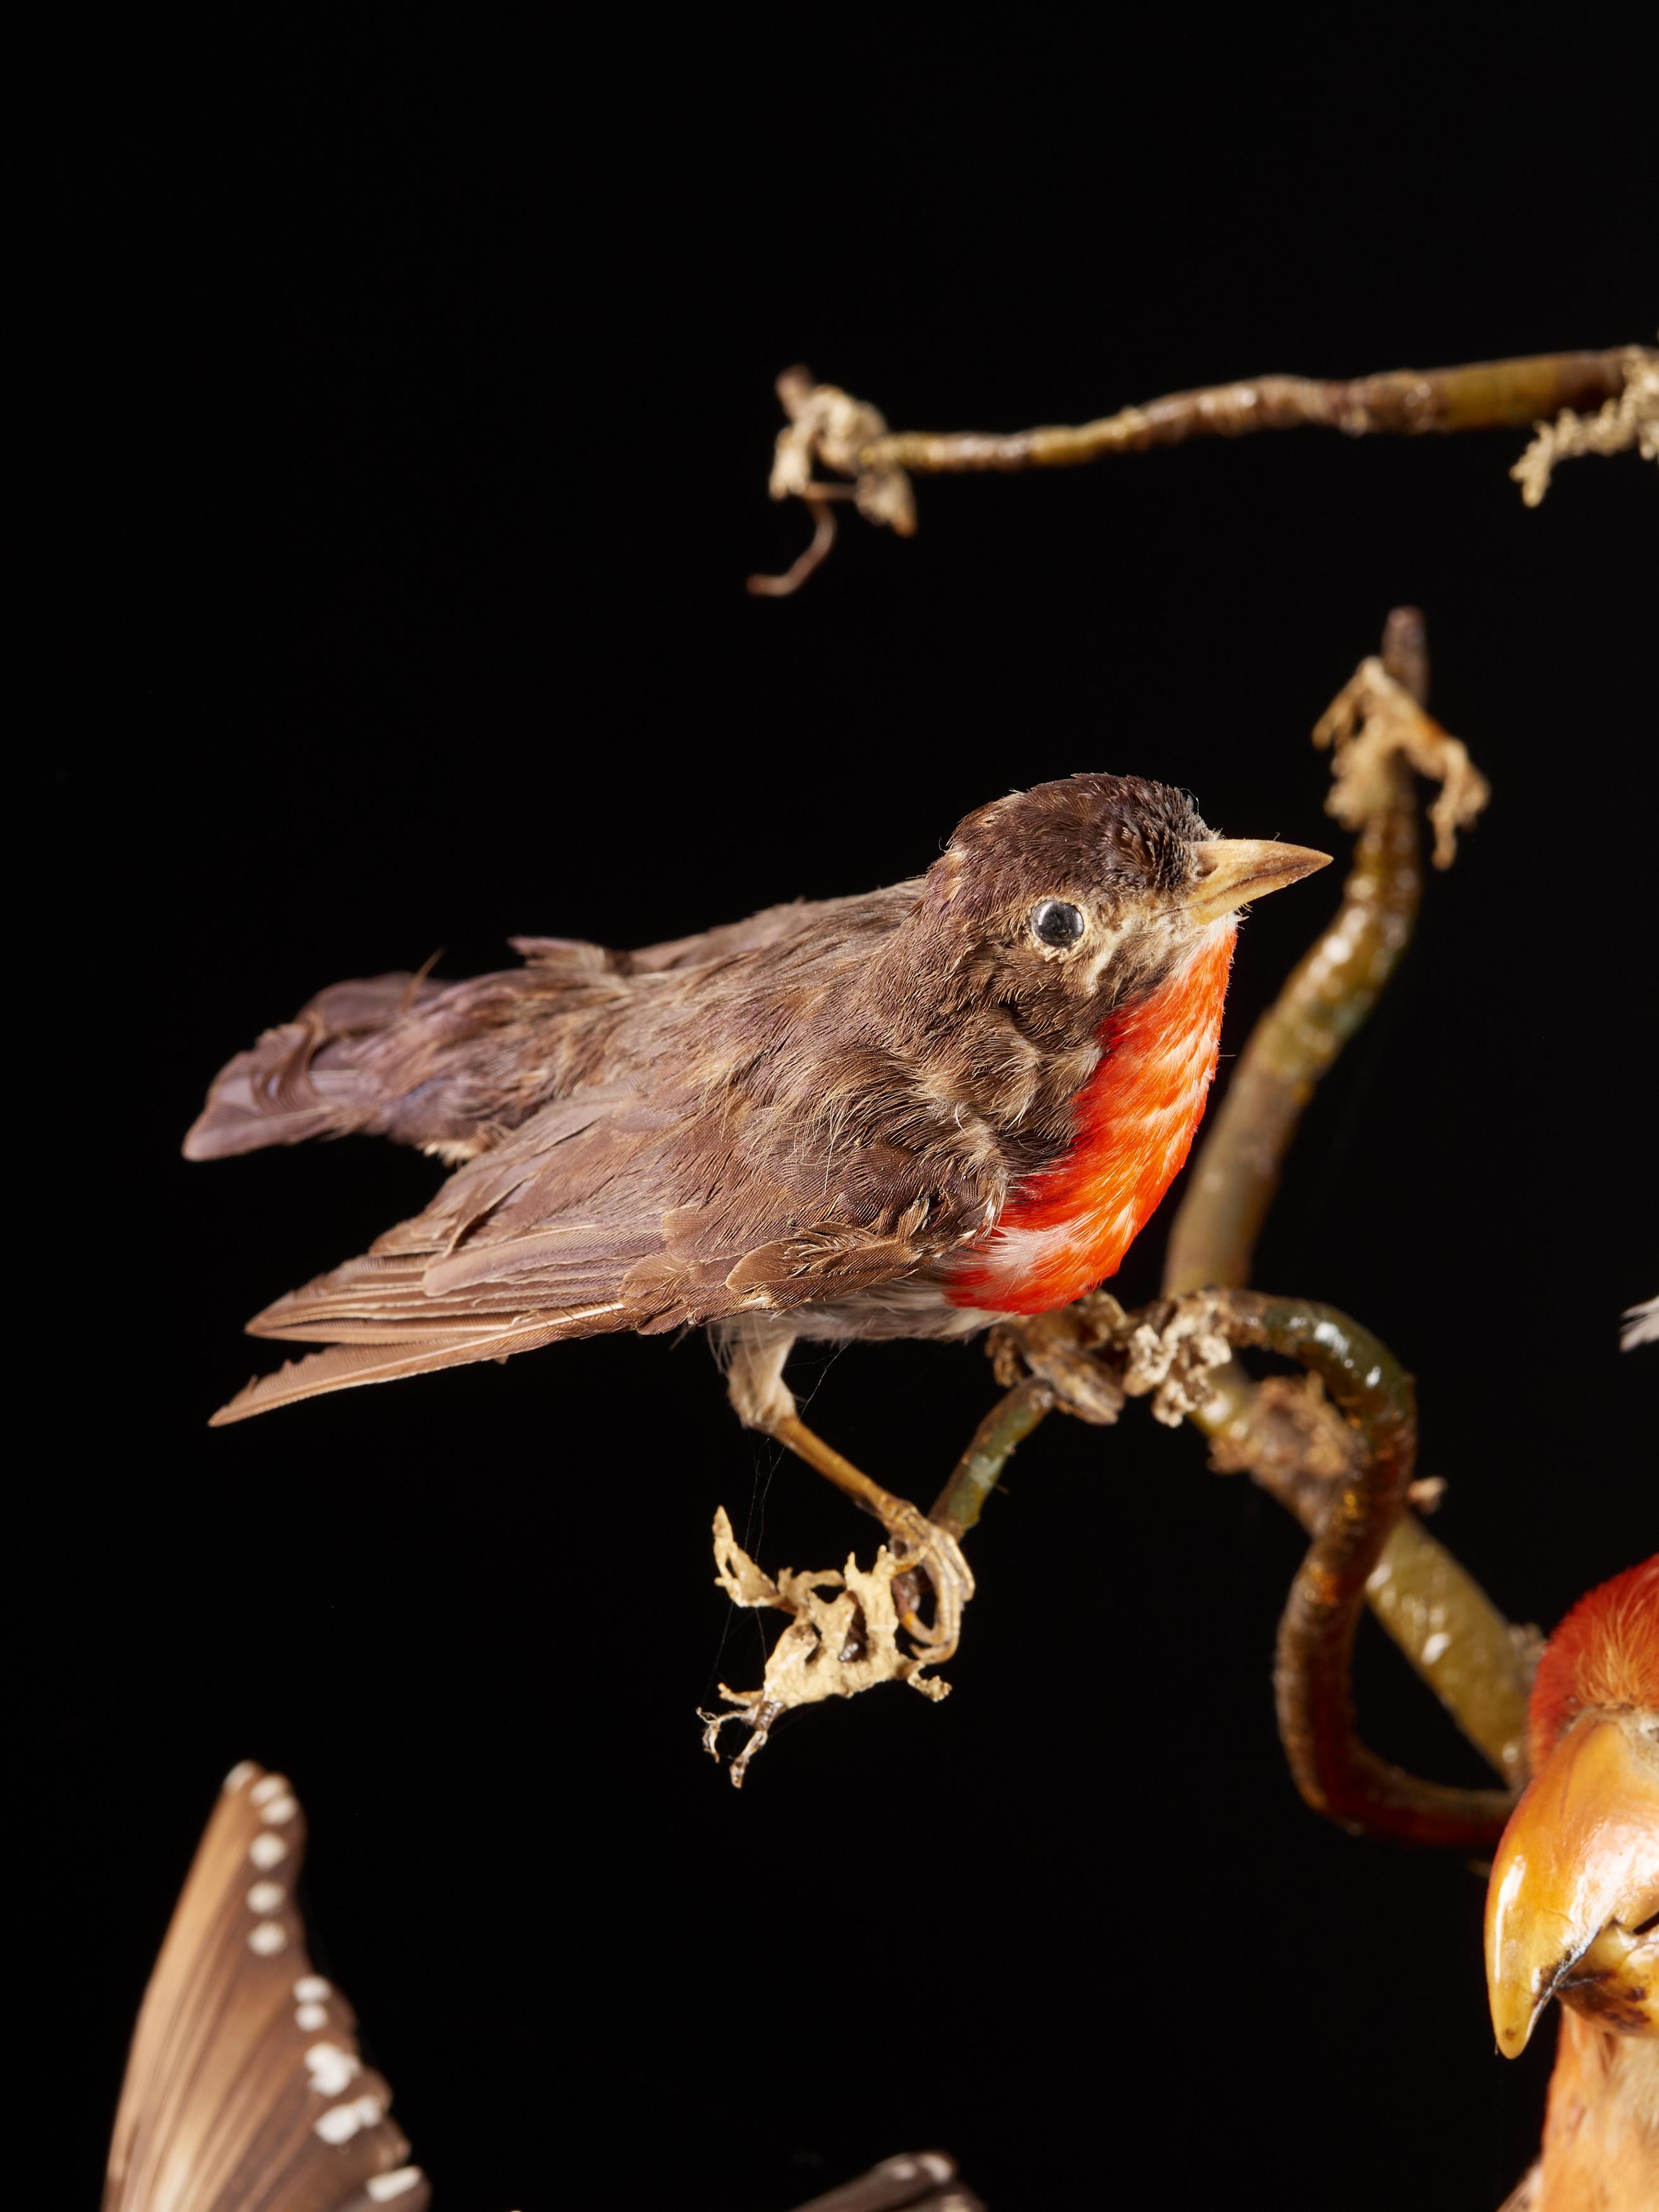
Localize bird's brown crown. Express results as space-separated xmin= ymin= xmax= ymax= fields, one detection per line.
xmin=878 ymin=773 xmax=1227 ymax=1065
xmin=937 ymin=772 xmax=1210 ymax=925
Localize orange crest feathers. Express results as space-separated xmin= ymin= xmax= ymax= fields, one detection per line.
xmin=1527 ymin=1555 xmax=1659 ymax=1773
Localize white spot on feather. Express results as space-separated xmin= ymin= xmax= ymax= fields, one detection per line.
xmin=222 ymin=1761 xmax=257 ymax=1792
xmin=246 ymin=1881 xmax=285 ymax=1913
xmin=314 ymin=2093 xmax=384 ymax=2144
xmin=304 ymin=2041 xmax=362 ymax=2096
xmin=260 ymin=1795 xmax=298 ymax=1825
xmin=249 ymin=1833 xmax=289 ymax=1870
xmin=368 ymin=2175 xmax=425 ymax=2203
xmin=249 ymin=1775 xmax=288 ymax=1806
xmin=295 ymin=2002 xmax=328 ymax=2031
xmin=247 ymin=1921 xmax=287 ymax=1955
xmin=293 ymin=1975 xmax=332 ymax=2001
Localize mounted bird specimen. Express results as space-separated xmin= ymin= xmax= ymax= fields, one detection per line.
xmin=188 ymin=773 xmax=1326 ymax=1655
xmin=103 ymin=1762 xmax=428 ymax=2212
xmin=1485 ymin=1557 xmax=1658 ymax=2211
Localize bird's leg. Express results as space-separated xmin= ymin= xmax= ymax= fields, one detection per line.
xmin=719 ymin=1318 xmax=975 ymax=1662
xmin=766 ymin=1413 xmax=975 ymax=1662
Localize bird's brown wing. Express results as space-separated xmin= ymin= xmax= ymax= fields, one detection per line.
xmin=104 ymin=1762 xmax=428 ymax=2212
xmin=212 ymin=1076 xmax=1000 ymax=1424
xmin=185 ymin=894 xmax=899 ymax=1165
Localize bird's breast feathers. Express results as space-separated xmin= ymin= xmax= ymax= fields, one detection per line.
xmin=946 ymin=923 xmax=1237 ymax=1314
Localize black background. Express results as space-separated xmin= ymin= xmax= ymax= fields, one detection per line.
xmin=32 ymin=15 xmax=1653 ymax=2209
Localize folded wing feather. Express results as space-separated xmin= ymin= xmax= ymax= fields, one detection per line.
xmin=213 ymin=1073 xmax=1000 ymax=1424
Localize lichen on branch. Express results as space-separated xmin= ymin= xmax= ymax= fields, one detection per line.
xmin=1510 ymin=344 xmax=1659 ymax=506
xmin=1313 ymin=655 xmax=1490 ymax=872
xmin=698 ymin=1507 xmax=949 ymax=1787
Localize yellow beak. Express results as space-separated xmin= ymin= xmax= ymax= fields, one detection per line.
xmin=1484 ymin=1711 xmax=1659 ymax=2058
xmin=1184 ymin=838 xmax=1332 ymax=925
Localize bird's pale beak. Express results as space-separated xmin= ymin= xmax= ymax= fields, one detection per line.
xmin=1484 ymin=1712 xmax=1659 ymax=2058
xmin=1183 ymin=839 xmax=1332 ymax=925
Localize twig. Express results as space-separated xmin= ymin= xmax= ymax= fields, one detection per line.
xmin=974 ymin=1290 xmax=1519 ymax=1840
xmin=1164 ymin=610 xmax=1430 ymax=1297
xmin=1159 ymin=612 xmax=1533 ymax=1789
xmin=872 ymin=351 xmax=1647 ymax=468
xmin=747 ymin=494 xmax=841 ymax=597
xmin=1191 ymin=1293 xmax=1516 ymax=1846
xmin=929 ymin=1376 xmax=1054 ymax=1539
xmin=753 ymin=349 xmax=1656 ymax=586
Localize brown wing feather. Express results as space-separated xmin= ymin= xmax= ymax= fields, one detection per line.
xmin=104 ymin=1762 xmax=428 ymax=2212
xmin=194 ymin=882 xmax=1007 ymax=1422
xmin=212 ymin=1068 xmax=1000 ymax=1422
xmin=185 ymin=896 xmax=868 ymax=1167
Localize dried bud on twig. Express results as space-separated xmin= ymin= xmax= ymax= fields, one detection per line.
xmin=1313 ymin=657 xmax=1490 ymax=869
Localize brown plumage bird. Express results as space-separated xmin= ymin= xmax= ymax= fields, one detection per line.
xmin=187 ymin=774 xmax=1327 ymax=1642
xmin=1485 ymin=1557 xmax=1658 ymax=2211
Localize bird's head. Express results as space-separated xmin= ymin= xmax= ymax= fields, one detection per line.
xmin=1485 ymin=1557 xmax=1659 ymax=2058
xmin=915 ymin=772 xmax=1330 ymax=1045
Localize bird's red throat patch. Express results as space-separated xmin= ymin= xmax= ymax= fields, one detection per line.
xmin=949 ymin=923 xmax=1237 ymax=1315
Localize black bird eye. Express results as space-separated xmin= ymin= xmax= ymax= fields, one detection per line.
xmin=1031 ymin=899 xmax=1086 ymax=949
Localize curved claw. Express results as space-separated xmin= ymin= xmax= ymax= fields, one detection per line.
xmin=884 ymin=1503 xmax=975 ymax=1663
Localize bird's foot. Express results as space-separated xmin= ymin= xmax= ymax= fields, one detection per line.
xmin=765 ymin=1411 xmax=976 ymax=1666
xmin=880 ymin=1498 xmax=975 ymax=1665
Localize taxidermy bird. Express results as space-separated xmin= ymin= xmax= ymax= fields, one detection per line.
xmin=187 ymin=774 xmax=1327 ymax=1643
xmin=103 ymin=1763 xmax=428 ymax=2211
xmin=1485 ymin=1555 xmax=1658 ymax=2211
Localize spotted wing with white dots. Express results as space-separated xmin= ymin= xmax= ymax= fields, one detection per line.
xmin=102 ymin=1761 xmax=430 ymax=2212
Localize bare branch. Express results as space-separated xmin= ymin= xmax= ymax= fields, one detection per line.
xmin=1155 ymin=614 xmax=1531 ymax=1792
xmin=1165 ymin=609 xmax=1469 ymax=1299
xmin=1199 ymin=1294 xmax=1516 ymax=1847
xmin=746 ymin=495 xmax=841 ymax=598
xmin=987 ymin=1293 xmax=1520 ymax=1842
xmin=751 ymin=349 xmax=1656 ymax=585
xmin=928 ymin=1375 xmax=1055 ymax=1540
xmin=869 ymin=351 xmax=1650 ymax=473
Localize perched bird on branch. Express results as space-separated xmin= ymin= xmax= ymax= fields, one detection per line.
xmin=1485 ymin=1557 xmax=1658 ymax=2211
xmin=187 ymin=774 xmax=1326 ymax=1649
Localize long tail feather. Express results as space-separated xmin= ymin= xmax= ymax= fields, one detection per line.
xmin=183 ymin=974 xmax=441 ymax=1162
xmin=209 ymin=1306 xmax=627 ymax=1425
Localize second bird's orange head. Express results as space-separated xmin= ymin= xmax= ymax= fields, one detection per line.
xmin=1485 ymin=1556 xmax=1659 ymax=2059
